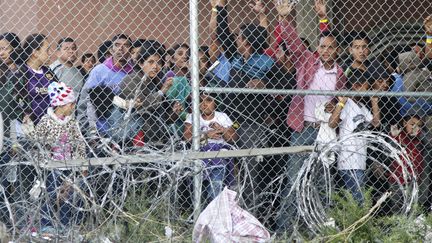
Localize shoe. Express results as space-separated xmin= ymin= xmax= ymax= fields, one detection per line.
xmin=40 ymin=226 xmax=58 ymax=239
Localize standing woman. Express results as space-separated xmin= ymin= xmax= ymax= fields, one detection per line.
xmin=0 ymin=33 xmax=23 ymax=139
xmin=12 ymin=34 xmax=58 ymax=126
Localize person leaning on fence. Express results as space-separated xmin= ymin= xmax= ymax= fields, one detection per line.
xmin=210 ymin=0 xmax=277 ymax=217
xmin=367 ymin=62 xmax=401 ymax=133
xmin=328 ymin=70 xmax=381 ymax=204
xmin=274 ymin=0 xmax=346 ymax=233
xmin=388 ymin=112 xmax=425 ymax=213
xmin=23 ymin=81 xmax=87 ymax=235
xmin=162 ymin=45 xmax=221 ymax=139
xmin=184 ymin=93 xmax=238 ymax=205
xmin=49 ymin=37 xmax=84 ymax=96
xmin=110 ymin=44 xmax=173 ymax=145
xmin=261 ymin=41 xmax=298 ymax=207
xmin=266 ymin=42 xmax=297 ymax=148
xmin=361 ymin=62 xmax=401 ymax=212
xmin=76 ymin=34 xmax=133 ymax=139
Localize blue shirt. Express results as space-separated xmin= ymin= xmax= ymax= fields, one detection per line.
xmin=84 ymin=64 xmax=128 ymax=94
xmin=212 ymin=54 xmax=232 ymax=84
xmin=231 ymin=53 xmax=274 ymax=80
xmin=391 ymin=73 xmax=432 ymax=116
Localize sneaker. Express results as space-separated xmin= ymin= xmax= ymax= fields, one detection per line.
xmin=40 ymin=226 xmax=58 ymax=239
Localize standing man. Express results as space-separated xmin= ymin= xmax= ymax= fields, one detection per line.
xmin=274 ymin=0 xmax=346 ymax=233
xmin=50 ymin=38 xmax=84 ymax=95
xmin=77 ymin=34 xmax=134 ymax=136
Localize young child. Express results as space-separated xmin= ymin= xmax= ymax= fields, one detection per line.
xmin=315 ymin=98 xmax=338 ymax=165
xmin=329 ymin=70 xmax=381 ymax=203
xmin=388 ymin=113 xmax=424 ymax=212
xmin=25 ymin=81 xmax=86 ymax=235
xmin=184 ymin=93 xmax=238 ymax=203
xmin=389 ymin=114 xmax=424 ymax=184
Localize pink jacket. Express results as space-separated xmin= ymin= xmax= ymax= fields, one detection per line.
xmin=279 ymin=20 xmax=346 ymax=132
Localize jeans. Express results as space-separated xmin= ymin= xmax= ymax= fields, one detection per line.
xmin=276 ymin=126 xmax=318 ymax=232
xmin=204 ymin=165 xmax=226 ymax=203
xmin=41 ymin=170 xmax=84 ymax=228
xmin=339 ymin=169 xmax=365 ymax=204
xmin=237 ymin=124 xmax=270 ymax=216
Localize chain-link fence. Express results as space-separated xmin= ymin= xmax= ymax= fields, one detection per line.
xmin=0 ymin=0 xmax=432 ymax=241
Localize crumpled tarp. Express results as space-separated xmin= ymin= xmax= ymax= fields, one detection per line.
xmin=193 ymin=187 xmax=271 ymax=242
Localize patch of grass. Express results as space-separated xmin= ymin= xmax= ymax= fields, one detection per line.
xmin=87 ymin=189 xmax=193 ymax=242
xmin=316 ymin=189 xmax=432 ymax=242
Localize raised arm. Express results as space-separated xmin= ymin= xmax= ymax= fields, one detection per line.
xmin=370 ymin=97 xmax=381 ymax=128
xmin=249 ymin=0 xmax=269 ymax=29
xmin=215 ymin=2 xmax=237 ymax=60
xmin=209 ymin=0 xmax=224 ymax=63
xmin=314 ymin=0 xmax=331 ymax=33
xmin=275 ymin=1 xmax=314 ymax=66
xmin=424 ymin=16 xmax=432 ymax=45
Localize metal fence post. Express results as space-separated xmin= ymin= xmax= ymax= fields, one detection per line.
xmin=189 ymin=0 xmax=202 ymax=222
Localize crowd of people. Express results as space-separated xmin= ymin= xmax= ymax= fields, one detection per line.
xmin=0 ymin=0 xmax=432 ymax=236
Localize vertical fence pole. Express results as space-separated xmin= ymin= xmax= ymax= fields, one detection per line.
xmin=189 ymin=0 xmax=202 ymax=221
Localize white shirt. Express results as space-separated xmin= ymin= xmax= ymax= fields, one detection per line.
xmin=338 ymin=98 xmax=373 ymax=170
xmin=185 ymin=111 xmax=233 ymax=144
xmin=304 ymin=63 xmax=337 ymax=122
xmin=315 ymin=101 xmax=337 ymax=144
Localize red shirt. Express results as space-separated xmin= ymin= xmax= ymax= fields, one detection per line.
xmin=389 ymin=131 xmax=424 ymax=184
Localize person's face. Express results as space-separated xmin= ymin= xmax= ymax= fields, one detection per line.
xmin=199 ymin=95 xmax=216 ymax=115
xmin=412 ymin=45 xmax=425 ymax=60
xmin=58 ymin=102 xmax=76 ymax=116
xmin=173 ymin=47 xmax=189 ymax=70
xmin=317 ymin=36 xmax=338 ymax=63
xmin=35 ymin=40 xmax=51 ymax=65
xmin=140 ymin=54 xmax=162 ymax=78
xmin=131 ymin=47 xmax=141 ymax=63
xmin=83 ymin=56 xmax=96 ymax=72
xmin=404 ymin=116 xmax=423 ymax=137
xmin=425 ymin=44 xmax=432 ymax=60
xmin=0 ymin=39 xmax=13 ymax=65
xmin=111 ymin=38 xmax=131 ymax=63
xmin=236 ymin=32 xmax=248 ymax=56
xmin=58 ymin=41 xmax=77 ymax=64
xmin=352 ymin=82 xmax=369 ymax=92
xmin=198 ymin=51 xmax=208 ymax=75
xmin=349 ymin=39 xmax=370 ymax=63
xmin=372 ymin=78 xmax=390 ymax=91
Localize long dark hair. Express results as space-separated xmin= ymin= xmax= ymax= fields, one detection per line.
xmin=136 ymin=45 xmax=164 ymax=65
xmin=21 ymin=33 xmax=47 ymax=63
xmin=0 ymin=32 xmax=23 ymax=65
